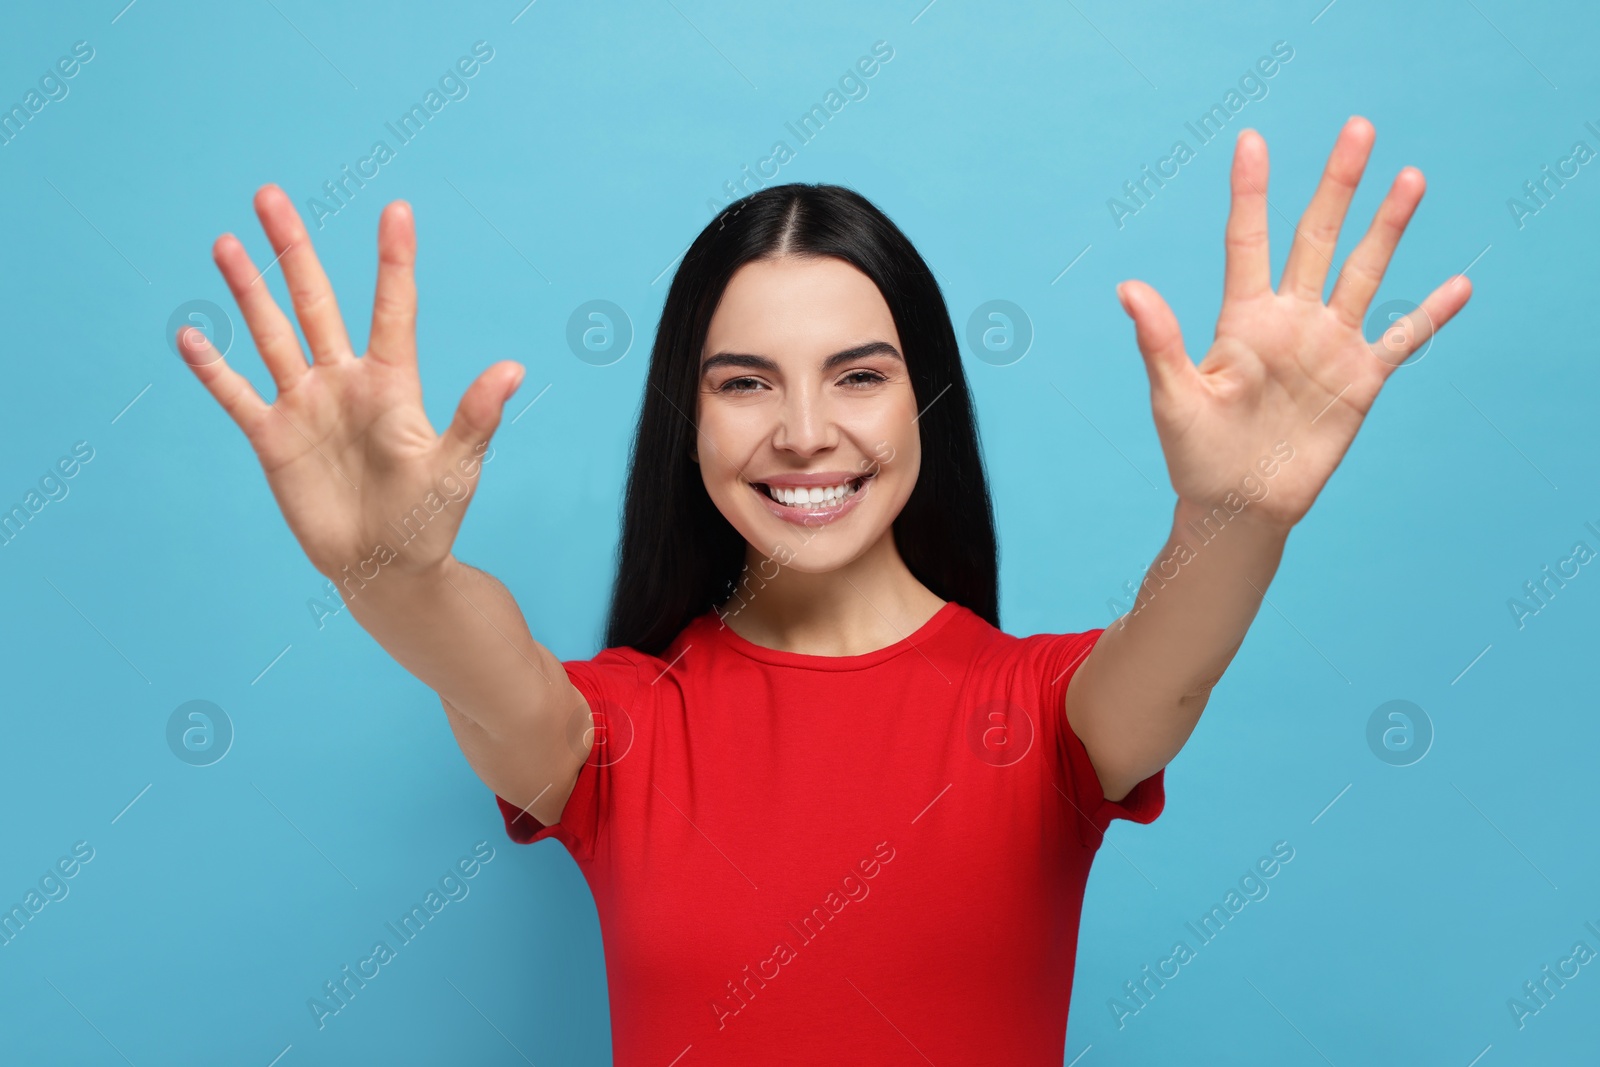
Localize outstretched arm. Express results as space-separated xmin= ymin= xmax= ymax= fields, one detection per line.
xmin=1066 ymin=117 xmax=1473 ymax=802
xmin=182 ymin=186 xmax=592 ymax=826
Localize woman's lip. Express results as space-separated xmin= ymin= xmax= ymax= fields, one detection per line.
xmin=754 ymin=470 xmax=864 ymax=489
xmin=752 ymin=476 xmax=871 ymax=526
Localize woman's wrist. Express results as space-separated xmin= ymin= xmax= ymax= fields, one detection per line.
xmin=1172 ymin=493 xmax=1294 ymax=545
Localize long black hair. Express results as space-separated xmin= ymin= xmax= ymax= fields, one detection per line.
xmin=603 ymin=183 xmax=998 ymax=655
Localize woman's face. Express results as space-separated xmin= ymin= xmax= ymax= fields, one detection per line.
xmin=695 ymin=254 xmax=921 ymax=574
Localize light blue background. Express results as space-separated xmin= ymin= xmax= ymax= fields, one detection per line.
xmin=2 ymin=0 xmax=1595 ymax=1063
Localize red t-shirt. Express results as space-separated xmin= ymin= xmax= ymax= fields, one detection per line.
xmin=496 ymin=600 xmax=1164 ymax=1065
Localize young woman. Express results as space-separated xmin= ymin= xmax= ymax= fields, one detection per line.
xmin=180 ymin=116 xmax=1468 ymax=1064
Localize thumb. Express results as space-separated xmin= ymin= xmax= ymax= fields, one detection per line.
xmin=1115 ymin=280 xmax=1195 ymax=401
xmin=442 ymin=360 xmax=525 ymax=462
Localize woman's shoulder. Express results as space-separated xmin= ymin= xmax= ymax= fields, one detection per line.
xmin=955 ymin=608 xmax=1111 ymax=680
xmin=563 ymin=609 xmax=718 ymax=689
xmin=939 ymin=603 xmax=1104 ymax=648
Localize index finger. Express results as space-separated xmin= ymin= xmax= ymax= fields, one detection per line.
xmin=1223 ymin=129 xmax=1272 ymax=303
xmin=368 ymin=200 xmax=418 ymax=369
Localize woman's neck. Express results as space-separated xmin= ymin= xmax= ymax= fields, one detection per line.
xmin=717 ymin=533 xmax=947 ymax=657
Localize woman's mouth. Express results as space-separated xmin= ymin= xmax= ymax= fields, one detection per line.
xmin=751 ymin=474 xmax=873 ymax=525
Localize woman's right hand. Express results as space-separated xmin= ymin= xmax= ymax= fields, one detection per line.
xmin=180 ymin=185 xmax=526 ymax=583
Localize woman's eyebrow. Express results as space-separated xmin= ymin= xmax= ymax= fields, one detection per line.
xmin=700 ymin=341 xmax=903 ymax=377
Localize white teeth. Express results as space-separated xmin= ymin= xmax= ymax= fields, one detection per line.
xmin=764 ymin=480 xmax=859 ymax=508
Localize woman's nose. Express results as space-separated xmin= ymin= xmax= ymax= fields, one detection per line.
xmin=772 ymin=389 xmax=833 ymax=456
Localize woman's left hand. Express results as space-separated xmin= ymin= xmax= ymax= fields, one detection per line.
xmin=1116 ymin=116 xmax=1473 ymax=533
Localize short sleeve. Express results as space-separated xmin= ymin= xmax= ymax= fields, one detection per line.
xmin=1028 ymin=626 xmax=1166 ymax=850
xmin=495 ymin=647 xmax=647 ymax=862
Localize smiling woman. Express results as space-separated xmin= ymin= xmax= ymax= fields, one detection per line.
xmin=180 ymin=116 xmax=1470 ymax=1064
xmin=608 ymin=186 xmax=998 ymax=656
xmin=487 ymin=185 xmax=1166 ymax=1063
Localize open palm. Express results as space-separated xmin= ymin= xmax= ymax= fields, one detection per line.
xmin=1117 ymin=116 xmax=1472 ymax=530
xmin=179 ymin=185 xmax=526 ymax=580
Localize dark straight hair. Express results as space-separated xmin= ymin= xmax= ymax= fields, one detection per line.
xmin=604 ymin=183 xmax=998 ymax=655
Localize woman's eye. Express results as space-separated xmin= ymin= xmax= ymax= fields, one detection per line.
xmin=840 ymin=370 xmax=887 ymax=388
xmin=718 ymin=377 xmax=765 ymax=393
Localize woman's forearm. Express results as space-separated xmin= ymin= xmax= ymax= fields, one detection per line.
xmin=1067 ymin=493 xmax=1291 ymax=794
xmin=1113 ymin=495 xmax=1289 ymax=698
xmin=338 ymin=554 xmax=571 ymax=736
